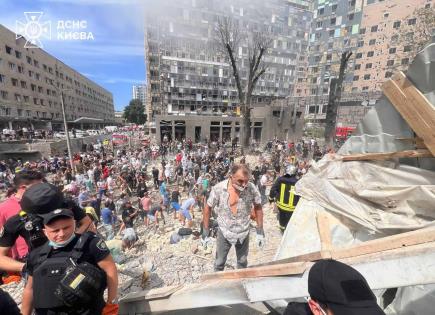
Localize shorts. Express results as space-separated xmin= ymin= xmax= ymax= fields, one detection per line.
xmin=147 ymin=214 xmax=156 ymax=222
xmin=171 ymin=202 xmax=181 ymax=211
xmin=181 ymin=208 xmax=192 ymax=221
xmin=122 ymin=228 xmax=137 ymax=242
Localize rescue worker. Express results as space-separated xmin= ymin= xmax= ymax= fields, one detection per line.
xmin=269 ymin=165 xmax=300 ymax=232
xmin=21 ymin=208 xmax=119 ymax=315
xmin=0 ymin=183 xmax=93 ymax=273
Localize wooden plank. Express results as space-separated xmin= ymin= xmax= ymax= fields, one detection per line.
xmin=203 ymin=227 xmax=435 ymax=280
xmin=331 ymin=227 xmax=435 ymax=260
xmin=392 ymin=72 xmax=435 ymax=127
xmin=201 ymin=261 xmax=308 ymax=281
xmin=382 ymin=72 xmax=435 ymax=155
xmin=382 ymin=80 xmax=428 ymax=138
xmin=316 ymin=211 xmax=333 ymax=254
xmin=341 ymin=149 xmax=433 ymax=161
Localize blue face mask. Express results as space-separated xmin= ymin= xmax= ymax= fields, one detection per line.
xmin=48 ymin=232 xmax=76 ymax=249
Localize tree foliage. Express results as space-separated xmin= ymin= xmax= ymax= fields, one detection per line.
xmin=397 ymin=7 xmax=435 ymax=60
xmin=123 ymin=99 xmax=147 ymax=124
xmin=214 ymin=16 xmax=271 ymax=149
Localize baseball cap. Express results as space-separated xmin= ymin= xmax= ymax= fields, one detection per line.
xmin=308 ymin=260 xmax=385 ymax=315
xmin=39 ymin=208 xmax=74 ymax=225
xmin=20 ymin=183 xmax=64 ymax=214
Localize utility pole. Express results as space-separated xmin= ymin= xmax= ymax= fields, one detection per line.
xmin=51 ymin=81 xmax=75 ymax=174
xmin=59 ymin=90 xmax=75 ymax=174
xmin=324 ymin=51 xmax=352 ymax=149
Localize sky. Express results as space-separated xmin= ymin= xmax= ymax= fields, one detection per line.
xmin=0 ymin=0 xmax=147 ymax=111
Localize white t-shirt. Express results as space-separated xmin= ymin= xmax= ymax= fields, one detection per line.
xmin=260 ymin=174 xmax=268 ymax=186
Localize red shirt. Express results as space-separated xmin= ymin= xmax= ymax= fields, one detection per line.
xmin=0 ymin=195 xmax=29 ymax=259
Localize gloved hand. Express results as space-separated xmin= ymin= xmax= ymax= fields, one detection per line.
xmin=202 ymin=227 xmax=210 ymax=239
xmin=201 ymin=227 xmax=211 ymax=249
xmin=102 ymin=303 xmax=119 ymax=315
xmin=256 ymin=228 xmax=265 ymax=249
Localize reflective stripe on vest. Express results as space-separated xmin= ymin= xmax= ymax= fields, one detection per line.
xmin=276 ymin=183 xmax=296 ymax=212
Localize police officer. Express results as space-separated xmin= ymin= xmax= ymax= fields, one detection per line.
xmin=21 ymin=208 xmax=119 ymax=315
xmin=269 ymin=165 xmax=300 ymax=232
xmin=0 ymin=183 xmax=93 ymax=273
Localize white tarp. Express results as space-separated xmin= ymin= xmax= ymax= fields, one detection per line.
xmin=275 ymin=156 xmax=435 ymax=313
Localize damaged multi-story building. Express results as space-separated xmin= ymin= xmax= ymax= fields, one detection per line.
xmin=145 ymin=0 xmax=312 ymax=143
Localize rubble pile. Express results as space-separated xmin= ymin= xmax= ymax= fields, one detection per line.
xmin=1 ymin=154 xmax=282 ymax=304
xmin=116 ymin=200 xmax=281 ymax=297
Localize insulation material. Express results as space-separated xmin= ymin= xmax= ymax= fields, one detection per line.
xmin=276 ymin=157 xmax=435 ymax=259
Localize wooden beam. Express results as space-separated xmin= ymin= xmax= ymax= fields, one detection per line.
xmin=341 ymin=149 xmax=433 ymax=161
xmin=382 ymin=72 xmax=435 ymax=155
xmin=316 ymin=211 xmax=333 ymax=255
xmin=203 ymin=227 xmax=435 ymax=280
xmin=201 ymin=261 xmax=309 ymax=281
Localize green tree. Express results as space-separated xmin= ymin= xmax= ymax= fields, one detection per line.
xmin=123 ymin=99 xmax=147 ymax=124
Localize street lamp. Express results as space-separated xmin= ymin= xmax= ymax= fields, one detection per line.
xmin=50 ymin=82 xmax=75 ymax=174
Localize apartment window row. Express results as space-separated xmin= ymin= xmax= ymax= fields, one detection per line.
xmin=363 ymin=17 xmax=418 ymax=36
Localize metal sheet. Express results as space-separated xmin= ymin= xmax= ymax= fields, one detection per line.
xmin=244 ymin=248 xmax=435 ymax=303
xmin=120 ymin=279 xmax=249 ymax=314
xmin=337 ymin=41 xmax=435 ymax=171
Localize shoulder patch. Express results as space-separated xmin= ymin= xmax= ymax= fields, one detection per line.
xmin=0 ymin=226 xmax=4 ymax=238
xmin=96 ymin=239 xmax=108 ymax=251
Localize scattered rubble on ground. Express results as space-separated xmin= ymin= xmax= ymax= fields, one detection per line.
xmin=1 ymin=155 xmax=283 ymax=305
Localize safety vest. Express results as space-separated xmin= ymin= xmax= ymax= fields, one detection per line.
xmin=276 ymin=183 xmax=297 ymax=212
xmin=32 ymin=232 xmax=106 ymax=310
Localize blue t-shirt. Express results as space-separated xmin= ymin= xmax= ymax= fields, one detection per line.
xmin=78 ymin=192 xmax=89 ymax=207
xmin=181 ymin=198 xmax=196 ymax=211
xmin=101 ymin=207 xmax=115 ymax=225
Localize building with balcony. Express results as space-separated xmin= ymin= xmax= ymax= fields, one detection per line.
xmin=145 ymin=0 xmax=313 ymax=142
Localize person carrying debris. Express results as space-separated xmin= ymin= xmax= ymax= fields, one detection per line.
xmin=21 ymin=208 xmax=119 ymax=315
xmin=202 ymin=164 xmax=264 ymax=271
xmin=269 ymin=165 xmax=300 ymax=232
xmin=284 ymin=259 xmax=385 ymax=315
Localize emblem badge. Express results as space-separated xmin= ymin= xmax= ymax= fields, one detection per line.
xmin=25 ymin=221 xmax=33 ymax=231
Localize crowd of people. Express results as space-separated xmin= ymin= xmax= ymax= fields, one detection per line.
xmin=0 ymin=133 xmax=386 ymax=315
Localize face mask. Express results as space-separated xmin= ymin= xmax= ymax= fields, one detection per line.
xmin=48 ymin=229 xmax=76 ymax=249
xmin=231 ymin=178 xmax=247 ymax=192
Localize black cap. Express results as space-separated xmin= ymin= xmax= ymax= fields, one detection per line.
xmin=308 ymin=260 xmax=385 ymax=315
xmin=39 ymin=208 xmax=74 ymax=225
xmin=20 ymin=183 xmax=64 ymax=214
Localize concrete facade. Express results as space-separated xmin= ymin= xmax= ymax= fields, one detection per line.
xmin=155 ymin=100 xmax=305 ymax=144
xmin=0 ymin=24 xmax=115 ymax=131
xmin=0 ymin=134 xmax=111 ymax=161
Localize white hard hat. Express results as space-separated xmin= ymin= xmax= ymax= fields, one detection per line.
xmin=286 ymin=165 xmax=296 ymax=176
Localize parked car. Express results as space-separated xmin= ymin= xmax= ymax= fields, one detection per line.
xmin=87 ymin=129 xmax=99 ymax=136
xmin=54 ymin=131 xmax=66 ymax=138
